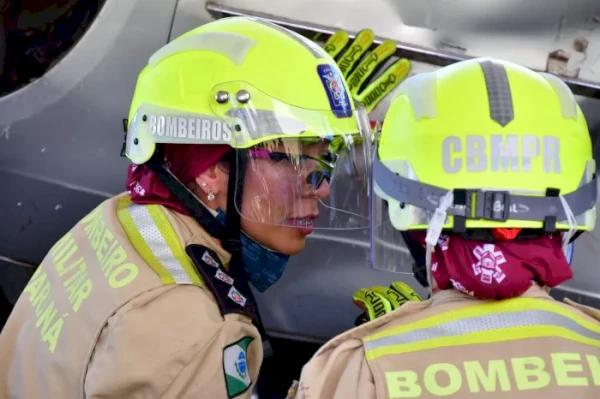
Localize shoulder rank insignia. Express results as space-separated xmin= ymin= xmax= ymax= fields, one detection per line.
xmin=186 ymin=244 xmax=258 ymax=323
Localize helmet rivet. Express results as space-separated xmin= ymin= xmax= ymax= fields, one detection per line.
xmin=133 ymin=138 xmax=139 ymax=145
xmin=215 ymin=91 xmax=230 ymax=104
xmin=236 ymin=90 xmax=251 ymax=103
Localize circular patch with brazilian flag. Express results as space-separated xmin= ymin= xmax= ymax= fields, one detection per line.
xmin=223 ymin=336 xmax=254 ymax=398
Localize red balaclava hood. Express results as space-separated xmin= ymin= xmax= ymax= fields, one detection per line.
xmin=125 ymin=144 xmax=231 ymax=214
xmin=408 ymin=231 xmax=573 ymax=299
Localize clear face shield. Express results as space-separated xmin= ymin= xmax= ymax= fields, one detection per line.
xmin=210 ymin=82 xmax=374 ymax=231
xmin=370 ymin=180 xmax=418 ymax=275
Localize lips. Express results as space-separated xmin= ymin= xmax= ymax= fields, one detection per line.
xmin=288 ymin=215 xmax=318 ymax=235
xmin=289 ymin=218 xmax=314 ymax=227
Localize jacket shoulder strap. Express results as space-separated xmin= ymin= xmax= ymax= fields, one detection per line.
xmin=186 ymin=244 xmax=259 ymax=324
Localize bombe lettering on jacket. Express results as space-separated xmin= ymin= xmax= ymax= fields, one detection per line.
xmin=148 ymin=115 xmax=232 ymax=142
xmin=442 ymin=134 xmax=560 ymax=174
xmin=385 ymin=352 xmax=600 ymax=397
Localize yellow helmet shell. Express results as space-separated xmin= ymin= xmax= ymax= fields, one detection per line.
xmin=376 ymin=57 xmax=596 ymax=231
xmin=125 ymin=17 xmax=359 ymax=164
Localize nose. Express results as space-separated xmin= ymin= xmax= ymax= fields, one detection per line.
xmin=314 ymin=179 xmax=330 ymax=199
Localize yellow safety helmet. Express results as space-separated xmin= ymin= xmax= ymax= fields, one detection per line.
xmin=370 ymin=57 xmax=597 ymax=274
xmin=122 ymin=16 xmax=373 ymax=234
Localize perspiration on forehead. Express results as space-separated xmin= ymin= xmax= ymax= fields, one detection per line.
xmin=441 ymin=134 xmax=561 ymax=174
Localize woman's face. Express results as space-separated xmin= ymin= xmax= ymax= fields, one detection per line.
xmin=239 ymin=140 xmax=331 ymax=255
xmin=195 ymin=140 xmax=331 ymax=255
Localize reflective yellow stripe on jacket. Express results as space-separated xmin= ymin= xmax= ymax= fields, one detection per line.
xmin=363 ymin=298 xmax=600 ymax=361
xmin=116 ymin=196 xmax=203 ymax=287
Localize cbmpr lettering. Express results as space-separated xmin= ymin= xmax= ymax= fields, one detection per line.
xmin=442 ymin=134 xmax=560 ymax=174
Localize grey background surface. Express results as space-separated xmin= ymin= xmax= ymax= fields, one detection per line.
xmin=1 ymin=0 xmax=599 ymax=343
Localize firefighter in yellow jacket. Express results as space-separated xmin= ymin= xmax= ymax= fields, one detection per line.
xmin=0 ymin=17 xmax=374 ymax=398
xmin=291 ymin=58 xmax=600 ymax=398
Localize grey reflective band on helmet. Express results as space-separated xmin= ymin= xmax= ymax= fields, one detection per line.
xmin=253 ymin=18 xmax=327 ymax=59
xmin=373 ymin=155 xmax=597 ymax=223
xmin=364 ymin=308 xmax=600 ymax=352
xmin=479 ymin=60 xmax=515 ymax=127
xmin=226 ymin=108 xmax=306 ymax=139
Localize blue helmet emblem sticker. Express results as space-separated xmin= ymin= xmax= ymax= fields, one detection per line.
xmin=317 ymin=64 xmax=352 ymax=118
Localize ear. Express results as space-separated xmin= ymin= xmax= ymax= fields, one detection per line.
xmin=195 ymin=165 xmax=218 ymax=195
xmin=194 ymin=164 xmax=229 ymax=196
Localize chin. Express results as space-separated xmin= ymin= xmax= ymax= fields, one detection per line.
xmin=270 ymin=229 xmax=307 ymax=256
xmin=284 ymin=238 xmax=306 ymax=255
xmin=243 ymin=220 xmax=309 ymax=255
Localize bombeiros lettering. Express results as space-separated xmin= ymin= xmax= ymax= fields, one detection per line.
xmin=148 ymin=114 xmax=232 ymax=142
xmin=441 ymin=134 xmax=561 ymax=174
xmin=385 ymin=352 xmax=600 ymax=397
xmin=82 ymin=206 xmax=139 ymax=289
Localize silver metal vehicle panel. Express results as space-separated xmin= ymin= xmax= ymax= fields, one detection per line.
xmin=1 ymin=0 xmax=599 ymax=345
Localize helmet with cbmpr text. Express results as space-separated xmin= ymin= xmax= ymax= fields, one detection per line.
xmin=370 ymin=57 xmax=596 ymax=281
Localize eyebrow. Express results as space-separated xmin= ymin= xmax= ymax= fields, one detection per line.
xmin=249 ymin=148 xmax=271 ymax=158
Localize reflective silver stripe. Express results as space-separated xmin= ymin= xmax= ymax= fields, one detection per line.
xmin=372 ymin=152 xmax=598 ymax=222
xmin=128 ymin=205 xmax=192 ymax=284
xmin=364 ymin=309 xmax=600 ymax=352
xmin=226 ymin=108 xmax=306 ymax=140
xmin=479 ymin=60 xmax=514 ymax=127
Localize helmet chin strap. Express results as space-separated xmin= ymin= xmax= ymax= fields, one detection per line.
xmin=144 ymin=147 xmax=248 ymax=263
xmin=424 ymin=190 xmax=454 ymax=296
xmin=559 ymin=195 xmax=577 ymax=255
xmin=223 ymin=150 xmax=246 ymax=277
xmin=145 ymin=148 xmax=231 ymax=243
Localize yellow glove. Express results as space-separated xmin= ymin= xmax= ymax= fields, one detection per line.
xmin=352 ymin=281 xmax=422 ymax=326
xmin=315 ymin=29 xmax=411 ymax=113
